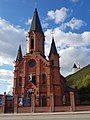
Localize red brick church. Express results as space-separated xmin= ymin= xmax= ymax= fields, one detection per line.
xmin=12 ymin=8 xmax=77 ymax=113
xmin=0 ymin=8 xmax=79 ymax=113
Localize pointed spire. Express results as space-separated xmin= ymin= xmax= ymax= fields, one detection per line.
xmin=73 ymin=63 xmax=78 ymax=68
xmin=49 ymin=37 xmax=58 ymax=57
xmin=30 ymin=8 xmax=43 ymax=33
xmin=16 ymin=45 xmax=22 ymax=61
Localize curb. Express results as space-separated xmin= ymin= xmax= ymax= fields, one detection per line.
xmin=0 ymin=111 xmax=90 ymax=117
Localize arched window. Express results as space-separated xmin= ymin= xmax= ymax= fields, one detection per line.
xmin=41 ymin=74 xmax=46 ymax=84
xmin=30 ymin=37 xmax=34 ymax=49
xmin=51 ymin=60 xmax=54 ymax=66
xmin=19 ymin=76 xmax=22 ymax=86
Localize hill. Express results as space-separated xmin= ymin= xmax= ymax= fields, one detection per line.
xmin=66 ymin=64 xmax=90 ymax=90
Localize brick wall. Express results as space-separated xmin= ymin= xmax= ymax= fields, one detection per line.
xmin=18 ymin=106 xmax=90 ymax=113
xmin=55 ymin=106 xmax=70 ymax=112
xmin=18 ymin=107 xmax=32 ymax=113
xmin=76 ymin=106 xmax=90 ymax=111
xmin=35 ymin=107 xmax=51 ymax=112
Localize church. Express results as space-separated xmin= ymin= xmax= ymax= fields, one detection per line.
xmin=12 ymin=8 xmax=78 ymax=113
xmin=0 ymin=8 xmax=79 ymax=113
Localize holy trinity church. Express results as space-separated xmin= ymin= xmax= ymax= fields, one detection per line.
xmin=0 ymin=9 xmax=79 ymax=113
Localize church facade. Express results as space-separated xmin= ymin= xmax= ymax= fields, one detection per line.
xmin=13 ymin=9 xmax=70 ymax=112
xmin=12 ymin=8 xmax=74 ymax=113
xmin=0 ymin=9 xmax=81 ymax=114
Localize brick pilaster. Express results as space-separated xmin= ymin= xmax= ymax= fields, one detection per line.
xmin=70 ymin=92 xmax=75 ymax=112
xmin=14 ymin=95 xmax=18 ymax=113
xmin=50 ymin=94 xmax=54 ymax=112
xmin=31 ymin=94 xmax=35 ymax=112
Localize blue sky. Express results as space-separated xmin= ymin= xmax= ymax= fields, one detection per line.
xmin=0 ymin=0 xmax=90 ymax=32
xmin=0 ymin=0 xmax=90 ymax=94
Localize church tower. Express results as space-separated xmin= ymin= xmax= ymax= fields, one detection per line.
xmin=49 ymin=37 xmax=65 ymax=106
xmin=49 ymin=37 xmax=59 ymax=68
xmin=27 ymin=8 xmax=45 ymax=56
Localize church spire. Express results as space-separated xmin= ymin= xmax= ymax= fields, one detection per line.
xmin=49 ymin=37 xmax=58 ymax=57
xmin=16 ymin=45 xmax=22 ymax=61
xmin=30 ymin=8 xmax=43 ymax=33
xmin=73 ymin=63 xmax=78 ymax=69
xmin=27 ymin=8 xmax=45 ymax=55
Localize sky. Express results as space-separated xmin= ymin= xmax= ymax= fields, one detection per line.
xmin=0 ymin=0 xmax=90 ymax=94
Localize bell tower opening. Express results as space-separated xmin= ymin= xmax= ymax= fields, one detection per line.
xmin=30 ymin=37 xmax=34 ymax=49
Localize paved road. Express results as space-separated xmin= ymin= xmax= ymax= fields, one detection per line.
xmin=0 ymin=112 xmax=90 ymax=120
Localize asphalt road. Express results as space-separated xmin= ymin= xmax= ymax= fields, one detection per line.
xmin=0 ymin=112 xmax=90 ymax=120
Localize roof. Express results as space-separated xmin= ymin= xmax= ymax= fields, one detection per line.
xmin=16 ymin=45 xmax=22 ymax=61
xmin=49 ymin=37 xmax=58 ymax=57
xmin=30 ymin=8 xmax=43 ymax=33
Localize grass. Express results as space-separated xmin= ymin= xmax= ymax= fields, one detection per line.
xmin=66 ymin=64 xmax=90 ymax=90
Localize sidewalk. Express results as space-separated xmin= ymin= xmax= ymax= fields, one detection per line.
xmin=0 ymin=111 xmax=90 ymax=117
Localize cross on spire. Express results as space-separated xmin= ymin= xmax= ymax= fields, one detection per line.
xmin=51 ymin=30 xmax=54 ymax=40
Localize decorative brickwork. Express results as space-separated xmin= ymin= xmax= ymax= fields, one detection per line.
xmin=12 ymin=9 xmax=71 ymax=113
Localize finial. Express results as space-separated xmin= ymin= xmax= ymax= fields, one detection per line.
xmin=35 ymin=2 xmax=37 ymax=10
xmin=51 ymin=30 xmax=54 ymax=40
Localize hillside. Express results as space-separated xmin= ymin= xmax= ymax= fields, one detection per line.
xmin=66 ymin=64 xmax=90 ymax=90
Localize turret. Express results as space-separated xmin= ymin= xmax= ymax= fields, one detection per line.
xmin=49 ymin=37 xmax=59 ymax=68
xmin=27 ymin=8 xmax=45 ymax=55
xmin=16 ymin=45 xmax=22 ymax=61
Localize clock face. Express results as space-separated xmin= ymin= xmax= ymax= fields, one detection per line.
xmin=28 ymin=59 xmax=36 ymax=67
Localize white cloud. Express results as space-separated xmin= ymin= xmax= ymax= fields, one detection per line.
xmin=45 ymin=28 xmax=90 ymax=76
xmin=61 ymin=17 xmax=85 ymax=30
xmin=45 ymin=28 xmax=90 ymax=48
xmin=0 ymin=69 xmax=13 ymax=93
xmin=42 ymin=21 xmax=49 ymax=29
xmin=47 ymin=7 xmax=69 ymax=24
xmin=26 ymin=18 xmax=32 ymax=25
xmin=70 ymin=0 xmax=79 ymax=3
xmin=0 ymin=17 xmax=26 ymax=93
xmin=60 ymin=46 xmax=90 ymax=76
xmin=0 ymin=56 xmax=13 ymax=66
xmin=0 ymin=69 xmax=13 ymax=80
xmin=0 ymin=17 xmax=26 ymax=65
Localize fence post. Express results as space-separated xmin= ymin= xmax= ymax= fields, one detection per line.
xmin=14 ymin=95 xmax=18 ymax=113
xmin=70 ymin=92 xmax=75 ymax=112
xmin=31 ymin=94 xmax=35 ymax=113
xmin=2 ymin=93 xmax=6 ymax=113
xmin=50 ymin=93 xmax=54 ymax=112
